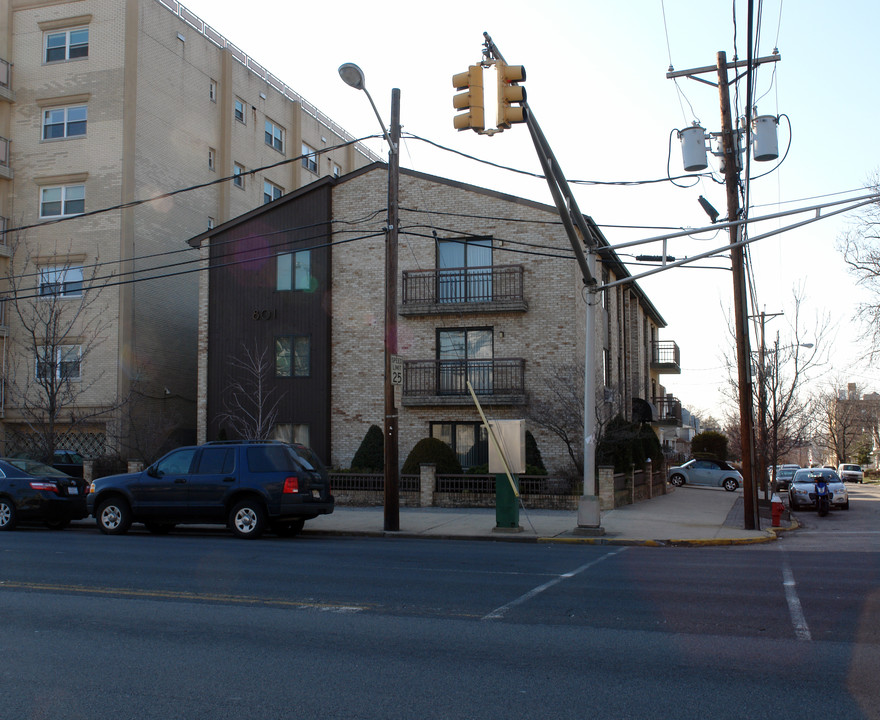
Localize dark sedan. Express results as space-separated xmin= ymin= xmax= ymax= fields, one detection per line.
xmin=0 ymin=458 xmax=88 ymax=530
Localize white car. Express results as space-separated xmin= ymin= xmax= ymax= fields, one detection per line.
xmin=789 ymin=468 xmax=849 ymax=511
xmin=837 ymin=464 xmax=864 ymax=483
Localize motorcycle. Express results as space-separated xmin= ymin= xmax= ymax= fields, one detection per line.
xmin=814 ymin=475 xmax=831 ymax=517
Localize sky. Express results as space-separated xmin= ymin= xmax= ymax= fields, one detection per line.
xmin=176 ymin=0 xmax=880 ymax=420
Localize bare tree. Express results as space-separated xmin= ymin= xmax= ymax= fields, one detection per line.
xmin=812 ymin=380 xmax=878 ymax=465
xmin=839 ymin=175 xmax=880 ymax=361
xmin=124 ymin=377 xmax=185 ymax=465
xmin=2 ymin=236 xmax=120 ymax=461
xmin=216 ymin=341 xmax=284 ymax=440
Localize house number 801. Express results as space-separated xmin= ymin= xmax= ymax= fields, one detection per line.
xmin=253 ymin=309 xmax=276 ymax=320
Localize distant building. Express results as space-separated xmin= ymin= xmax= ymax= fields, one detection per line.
xmin=0 ymin=0 xmax=375 ymax=458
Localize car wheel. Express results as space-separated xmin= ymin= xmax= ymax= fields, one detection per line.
xmin=230 ymin=499 xmax=266 ymax=539
xmin=669 ymin=474 xmax=685 ymax=487
xmin=0 ymin=498 xmax=17 ymax=531
xmin=272 ymin=518 xmax=306 ymax=538
xmin=843 ymin=500 xmax=850 ymax=510
xmin=45 ymin=518 xmax=71 ymax=530
xmin=789 ymin=495 xmax=798 ymax=511
xmin=97 ymin=497 xmax=132 ymax=535
xmin=144 ymin=522 xmax=175 ymax=535
xmin=723 ymin=478 xmax=739 ymax=492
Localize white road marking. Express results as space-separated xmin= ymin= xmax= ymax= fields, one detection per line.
xmin=482 ymin=547 xmax=628 ymax=621
xmin=780 ymin=552 xmax=811 ymax=641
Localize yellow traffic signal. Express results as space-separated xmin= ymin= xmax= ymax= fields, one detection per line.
xmin=496 ymin=60 xmax=527 ymax=129
xmin=452 ymin=65 xmax=485 ymax=132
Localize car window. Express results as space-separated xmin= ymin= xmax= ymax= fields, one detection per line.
xmin=155 ymin=448 xmax=197 ymax=476
xmin=247 ymin=445 xmax=303 ymax=473
xmin=195 ymin=447 xmax=235 ymax=475
xmin=290 ymin=444 xmax=323 ymax=472
xmin=6 ymin=458 xmax=69 ymax=477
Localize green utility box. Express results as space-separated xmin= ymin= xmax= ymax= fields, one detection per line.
xmin=495 ymin=474 xmax=520 ymax=529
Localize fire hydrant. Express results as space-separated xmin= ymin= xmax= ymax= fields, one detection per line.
xmin=771 ymin=493 xmax=784 ymax=527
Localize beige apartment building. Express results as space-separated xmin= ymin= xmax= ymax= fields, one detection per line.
xmin=0 ymin=0 xmax=376 ymax=458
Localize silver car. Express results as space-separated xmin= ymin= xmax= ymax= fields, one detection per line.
xmin=668 ymin=459 xmax=742 ymax=492
xmin=789 ymin=468 xmax=849 ymax=511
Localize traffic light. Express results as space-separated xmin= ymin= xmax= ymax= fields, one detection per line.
xmin=452 ymin=65 xmax=485 ymax=132
xmin=496 ymin=60 xmax=527 ymax=129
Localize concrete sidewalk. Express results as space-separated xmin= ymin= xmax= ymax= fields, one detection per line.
xmin=303 ymin=485 xmax=792 ymax=546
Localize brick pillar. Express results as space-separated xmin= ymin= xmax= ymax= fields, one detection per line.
xmin=598 ymin=466 xmax=615 ymax=510
xmin=419 ymin=463 xmax=436 ymax=507
xmin=127 ymin=461 xmax=144 ymax=474
xmin=83 ymin=459 xmax=94 ymax=483
xmin=645 ymin=460 xmax=653 ymax=499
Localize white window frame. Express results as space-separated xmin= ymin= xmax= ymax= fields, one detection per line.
xmin=44 ymin=27 xmax=89 ymax=63
xmin=36 ymin=344 xmax=82 ymax=381
xmin=301 ymin=143 xmax=318 ymax=174
xmin=40 ymin=266 xmax=84 ymax=298
xmin=40 ymin=184 xmax=85 ymax=218
xmin=265 ymin=120 xmax=284 ymax=153
xmin=234 ymin=98 xmax=246 ymax=124
xmin=331 ymin=162 xmax=342 ymax=178
xmin=233 ymin=163 xmax=245 ymax=189
xmin=263 ymin=180 xmax=283 ymax=205
xmin=42 ymin=105 xmax=87 ymax=140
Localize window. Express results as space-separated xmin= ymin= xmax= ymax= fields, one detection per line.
xmin=233 ymin=163 xmax=245 ymax=189
xmin=194 ymin=447 xmax=235 ymax=474
xmin=301 ymin=143 xmax=317 ymax=173
xmin=154 ymin=448 xmax=197 ymax=476
xmin=209 ymin=80 xmax=217 ymax=102
xmin=275 ymin=336 xmax=310 ymax=377
xmin=263 ymin=180 xmax=283 ymax=205
xmin=207 ymin=217 xmax=215 ymax=230
xmin=272 ymin=423 xmax=310 ymax=447
xmin=331 ymin=163 xmax=341 ymax=178
xmin=40 ymin=185 xmax=84 ymax=218
xmin=37 ymin=345 xmax=81 ymax=381
xmin=437 ymin=237 xmax=492 ymax=303
xmin=276 ymin=251 xmax=311 ymax=291
xmin=42 ymin=105 xmax=87 ymax=140
xmin=438 ymin=328 xmax=493 ymax=394
xmin=40 ymin=266 xmax=83 ymax=297
xmin=431 ymin=422 xmax=488 ymax=470
xmin=45 ymin=27 xmax=89 ymax=63
xmin=234 ymin=98 xmax=246 ymax=124
xmin=208 ymin=148 xmax=215 ymax=171
xmin=265 ymin=120 xmax=284 ymax=153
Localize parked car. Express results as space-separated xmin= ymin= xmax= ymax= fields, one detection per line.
xmin=51 ymin=449 xmax=85 ymax=478
xmin=769 ymin=464 xmax=800 ymax=491
xmin=0 ymin=457 xmax=88 ymax=531
xmin=837 ymin=464 xmax=864 ymax=483
xmin=789 ymin=468 xmax=849 ymax=511
xmin=86 ymin=440 xmax=334 ymax=539
xmin=668 ymin=459 xmax=742 ymax=492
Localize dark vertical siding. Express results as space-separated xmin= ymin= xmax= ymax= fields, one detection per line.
xmin=206 ymin=185 xmax=333 ymax=462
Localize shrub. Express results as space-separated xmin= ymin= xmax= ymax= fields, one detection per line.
xmin=525 ymin=430 xmax=547 ymax=474
xmin=401 ymin=437 xmax=462 ymax=475
xmin=691 ymin=431 xmax=728 ymax=460
xmin=350 ymin=424 xmax=384 ymax=472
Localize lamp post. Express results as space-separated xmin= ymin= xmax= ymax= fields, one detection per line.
xmin=339 ymin=63 xmax=401 ymax=531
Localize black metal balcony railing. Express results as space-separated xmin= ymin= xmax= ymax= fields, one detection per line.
xmin=650 ymin=340 xmax=681 ymax=374
xmin=652 ymin=395 xmax=682 ymax=425
xmin=403 ymin=358 xmax=525 ymax=400
xmin=401 ymin=265 xmax=526 ymax=314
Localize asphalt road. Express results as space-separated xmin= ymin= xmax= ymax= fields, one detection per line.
xmin=1 ymin=487 xmax=878 ymax=719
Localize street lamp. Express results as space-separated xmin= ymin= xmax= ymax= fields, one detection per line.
xmin=339 ymin=63 xmax=401 ymax=531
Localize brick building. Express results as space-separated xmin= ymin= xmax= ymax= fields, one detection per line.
xmin=189 ymin=165 xmax=682 ymax=476
xmin=0 ymin=0 xmax=375 ymax=458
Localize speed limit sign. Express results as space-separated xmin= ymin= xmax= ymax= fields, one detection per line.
xmin=390 ymin=355 xmax=403 ymax=386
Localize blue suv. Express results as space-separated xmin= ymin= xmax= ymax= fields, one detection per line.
xmin=87 ymin=441 xmax=333 ymax=539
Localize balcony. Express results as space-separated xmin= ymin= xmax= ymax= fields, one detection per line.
xmin=0 ymin=59 xmax=12 ymax=103
xmin=651 ymin=340 xmax=681 ymax=374
xmin=652 ymin=395 xmax=682 ymax=426
xmin=402 ymin=358 xmax=526 ymax=406
xmin=400 ymin=264 xmax=527 ymax=316
xmin=0 ymin=137 xmax=11 ymax=180
xmin=0 ymin=217 xmax=8 ymax=258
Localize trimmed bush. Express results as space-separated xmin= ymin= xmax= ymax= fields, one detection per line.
xmin=526 ymin=430 xmax=547 ymax=474
xmin=351 ymin=424 xmax=384 ymax=472
xmin=691 ymin=431 xmax=728 ymax=461
xmin=402 ymin=437 xmax=462 ymax=475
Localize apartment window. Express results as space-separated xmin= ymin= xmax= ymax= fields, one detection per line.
xmin=438 ymin=327 xmax=493 ymax=395
xmin=265 ymin=120 xmax=284 ymax=153
xmin=437 ymin=237 xmax=492 ymax=303
xmin=40 ymin=185 xmax=84 ymax=218
xmin=331 ymin=163 xmax=341 ymax=178
xmin=42 ymin=105 xmax=87 ymax=140
xmin=233 ymin=163 xmax=245 ymax=189
xmin=207 ymin=217 xmax=215 ymax=230
xmin=276 ymin=251 xmax=311 ymax=291
xmin=263 ymin=180 xmax=283 ymax=205
xmin=40 ymin=266 xmax=83 ymax=297
xmin=209 ymin=80 xmax=217 ymax=102
xmin=431 ymin=422 xmax=488 ymax=470
xmin=272 ymin=423 xmax=310 ymax=446
xmin=275 ymin=336 xmax=310 ymax=378
xmin=301 ymin=143 xmax=317 ymax=174
xmin=37 ymin=345 xmax=81 ymax=381
xmin=45 ymin=28 xmax=89 ymax=63
xmin=234 ymin=98 xmax=246 ymax=124
xmin=208 ymin=148 xmax=215 ymax=171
